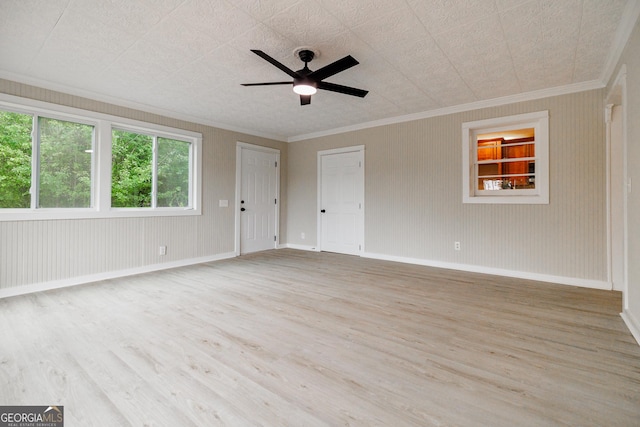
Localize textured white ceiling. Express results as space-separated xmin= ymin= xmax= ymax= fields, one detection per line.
xmin=0 ymin=0 xmax=634 ymax=140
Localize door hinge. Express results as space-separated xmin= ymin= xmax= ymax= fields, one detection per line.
xmin=275 ymin=161 xmax=278 ymax=167
xmin=359 ymin=161 xmax=362 ymax=167
xmin=274 ymin=235 xmax=277 ymax=242
xmin=275 ymin=198 xmax=277 ymax=204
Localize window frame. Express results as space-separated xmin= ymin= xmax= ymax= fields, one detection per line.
xmin=462 ymin=110 xmax=549 ymax=204
xmin=0 ymin=94 xmax=202 ymax=221
xmin=34 ymin=113 xmax=98 ymax=210
xmin=110 ymin=124 xmax=195 ymax=211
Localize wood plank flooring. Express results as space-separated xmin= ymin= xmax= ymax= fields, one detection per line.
xmin=1 ymin=249 xmax=639 ymax=426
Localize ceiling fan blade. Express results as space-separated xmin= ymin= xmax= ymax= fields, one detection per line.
xmin=241 ymin=81 xmax=292 ymax=86
xmin=300 ymin=95 xmax=311 ymax=105
xmin=308 ymin=55 xmax=359 ymax=81
xmin=318 ymin=81 xmax=368 ymax=98
xmin=250 ymin=49 xmax=298 ymax=78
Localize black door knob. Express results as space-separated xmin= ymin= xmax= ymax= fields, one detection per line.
xmin=241 ymin=207 xmax=246 ymax=212
xmin=320 ymin=209 xmax=326 ymax=213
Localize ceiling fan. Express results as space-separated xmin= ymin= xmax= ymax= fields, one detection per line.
xmin=241 ymin=48 xmax=368 ymax=105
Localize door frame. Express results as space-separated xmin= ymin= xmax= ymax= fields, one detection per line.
xmin=605 ymin=65 xmax=628 ymax=307
xmin=235 ymin=142 xmax=280 ymax=256
xmin=317 ymin=145 xmax=365 ymax=255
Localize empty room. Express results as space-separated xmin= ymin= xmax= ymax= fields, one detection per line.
xmin=1 ymin=0 xmax=640 ymax=426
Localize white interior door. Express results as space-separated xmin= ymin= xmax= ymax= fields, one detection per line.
xmin=318 ymin=147 xmax=364 ymax=255
xmin=239 ymin=145 xmax=279 ymax=254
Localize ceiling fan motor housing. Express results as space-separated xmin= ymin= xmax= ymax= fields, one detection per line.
xmin=294 ymin=51 xmax=316 ymax=92
xmin=298 ymin=49 xmax=315 ymax=63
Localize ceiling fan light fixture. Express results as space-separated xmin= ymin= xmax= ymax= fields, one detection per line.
xmin=293 ymin=82 xmax=317 ymax=95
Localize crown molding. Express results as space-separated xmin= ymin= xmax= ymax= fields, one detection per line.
xmin=0 ymin=70 xmax=606 ymax=145
xmin=287 ymin=80 xmax=604 ymax=142
xmin=0 ymin=67 xmax=617 ymax=145
xmin=0 ymin=72 xmax=289 ymax=142
xmin=600 ymin=0 xmax=640 ymax=86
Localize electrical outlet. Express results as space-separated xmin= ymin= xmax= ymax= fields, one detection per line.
xmin=301 ymin=232 xmax=305 ymax=239
xmin=159 ymin=245 xmax=167 ymax=256
xmin=454 ymin=241 xmax=461 ymax=251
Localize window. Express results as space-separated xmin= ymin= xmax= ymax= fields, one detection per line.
xmin=0 ymin=110 xmax=32 ymax=209
xmin=38 ymin=117 xmax=94 ymax=208
xmin=462 ymin=111 xmax=549 ymax=204
xmin=157 ymin=137 xmax=190 ymax=207
xmin=111 ymin=129 xmax=192 ymax=209
xmin=0 ymin=95 xmax=202 ymax=221
xmin=111 ymin=129 xmax=153 ymax=208
xmin=0 ymin=110 xmax=95 ymax=209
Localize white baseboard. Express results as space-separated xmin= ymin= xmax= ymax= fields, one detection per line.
xmin=0 ymin=252 xmax=236 ymax=299
xmin=361 ymin=251 xmax=610 ymax=290
xmin=279 ymin=243 xmax=320 ymax=252
xmin=1 ymin=247 xmax=612 ymax=299
xmin=621 ymin=309 xmax=640 ymax=346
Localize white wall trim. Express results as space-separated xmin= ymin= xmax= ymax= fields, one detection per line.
xmin=361 ymin=251 xmax=610 ymax=290
xmin=0 ymin=73 xmax=612 ymax=145
xmin=288 ymin=80 xmax=603 ymax=142
xmin=605 ymin=65 xmax=630 ymax=306
xmin=0 ymin=72 xmax=289 ymax=142
xmin=280 ymin=243 xmax=319 ymax=252
xmin=0 ymin=93 xmax=204 ymax=221
xmin=462 ymin=110 xmax=549 ymax=204
xmin=0 ymin=252 xmax=236 ymax=300
xmin=621 ymin=309 xmax=640 ymax=346
xmin=236 ymin=141 xmax=281 ymax=154
xmin=317 ymin=145 xmax=365 ymax=156
xmin=600 ymin=0 xmax=640 ymax=85
xmin=0 ymin=92 xmax=201 ymax=141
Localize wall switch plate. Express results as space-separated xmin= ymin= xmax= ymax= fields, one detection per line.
xmin=159 ymin=245 xmax=167 ymax=256
xmin=301 ymin=232 xmax=305 ymax=239
xmin=219 ymin=199 xmax=228 ymax=207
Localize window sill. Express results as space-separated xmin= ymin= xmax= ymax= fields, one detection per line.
xmin=0 ymin=208 xmax=201 ymax=222
xmin=463 ymin=193 xmax=549 ymax=204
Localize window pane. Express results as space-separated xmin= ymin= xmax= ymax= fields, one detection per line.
xmin=0 ymin=110 xmax=32 ymax=208
xmin=111 ymin=129 xmax=153 ymax=208
xmin=478 ymin=159 xmax=535 ymax=190
xmin=157 ymin=137 xmax=190 ymax=207
xmin=478 ymin=176 xmax=535 ymax=190
xmin=503 ymin=160 xmax=534 ymax=178
xmin=478 ymin=161 xmax=535 ymax=177
xmin=38 ymin=117 xmax=93 ymax=208
xmin=477 ymin=139 xmax=534 ymax=161
xmin=501 ymin=143 xmax=535 ymax=159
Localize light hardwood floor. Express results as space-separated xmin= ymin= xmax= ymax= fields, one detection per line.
xmin=1 ymin=249 xmax=639 ymax=426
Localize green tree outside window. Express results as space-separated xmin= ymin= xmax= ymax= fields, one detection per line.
xmin=0 ymin=110 xmax=32 ymax=208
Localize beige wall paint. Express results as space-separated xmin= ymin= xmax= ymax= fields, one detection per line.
xmin=0 ymin=78 xmax=620 ymax=293
xmin=287 ymin=90 xmax=607 ymax=283
xmin=0 ymin=79 xmax=287 ymax=289
xmin=610 ymin=18 xmax=640 ymax=337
